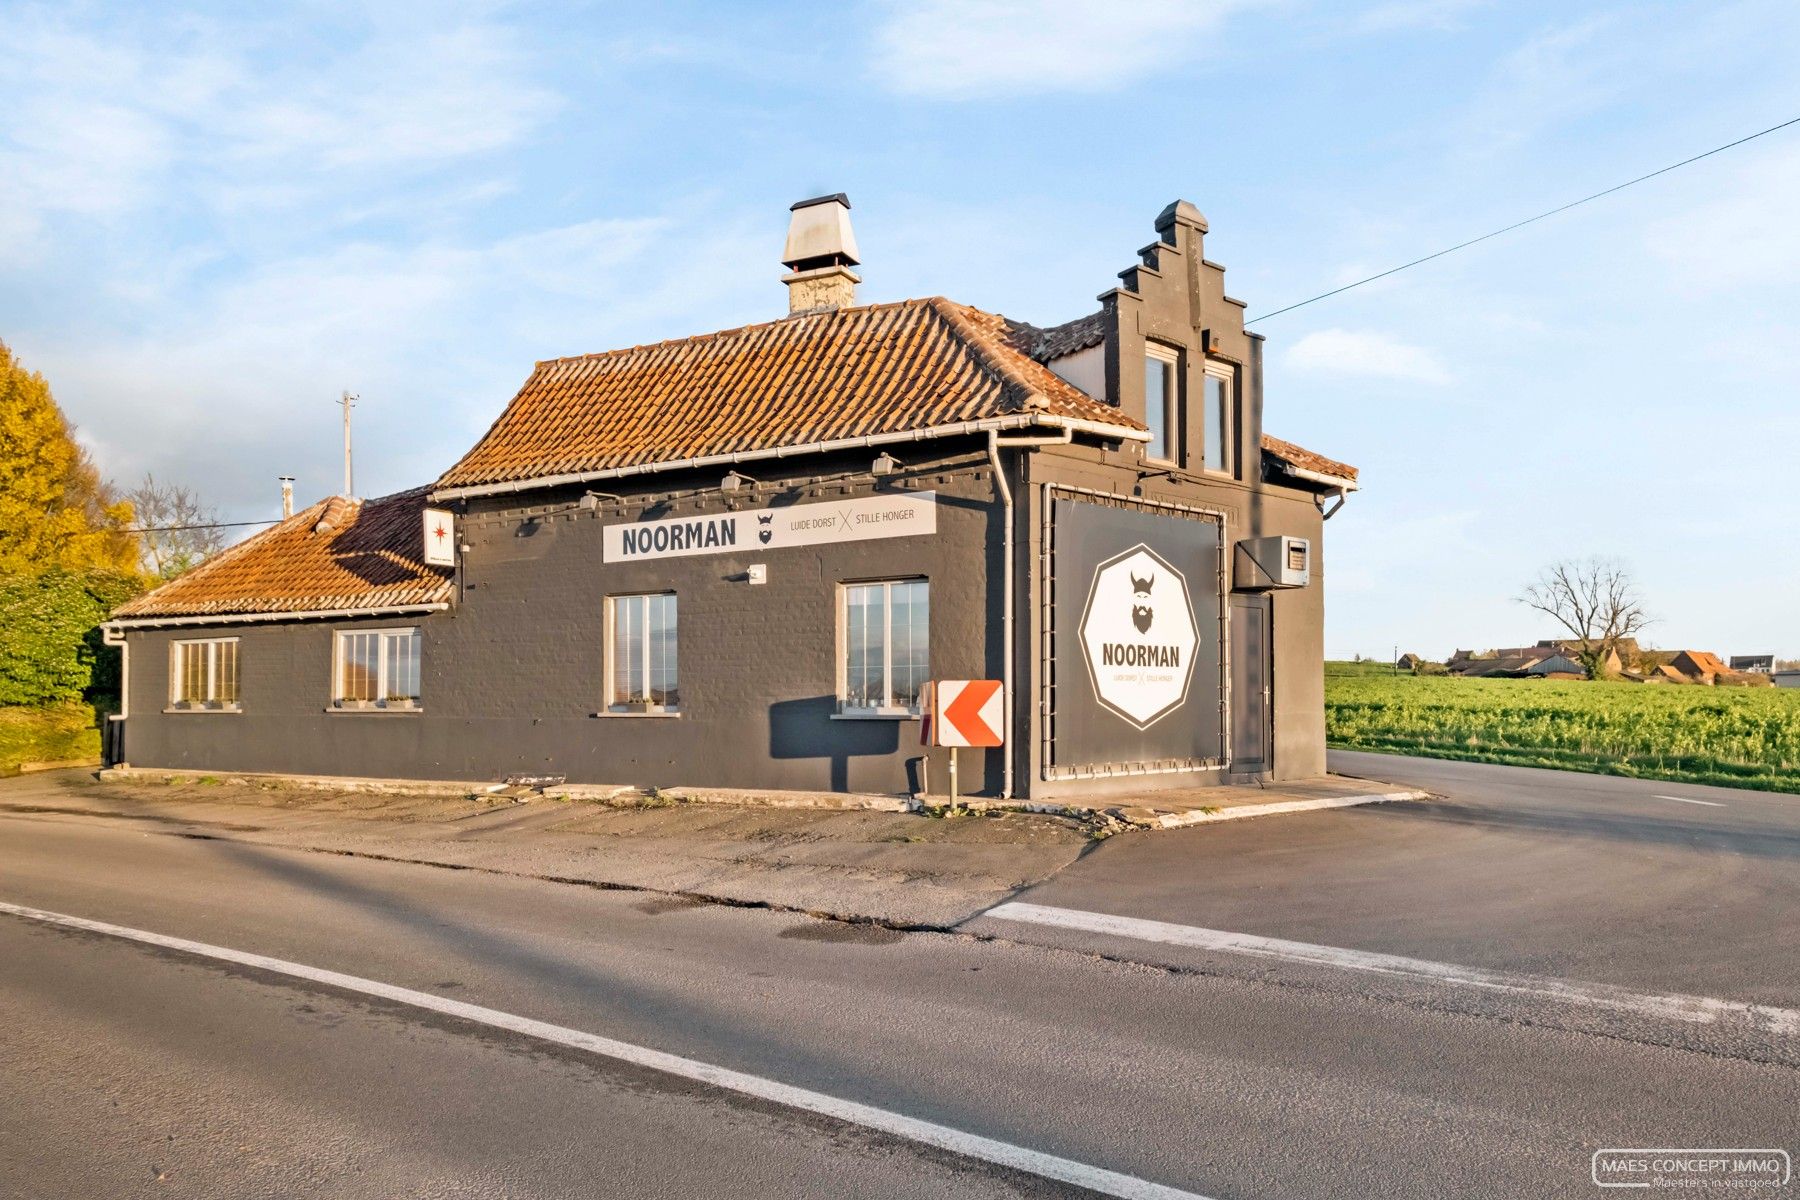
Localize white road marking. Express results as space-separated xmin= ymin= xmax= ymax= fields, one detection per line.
xmin=983 ymin=901 xmax=1798 ymax=1036
xmin=1654 ymin=794 xmax=1725 ymax=808
xmin=0 ymin=901 xmax=1209 ymax=1200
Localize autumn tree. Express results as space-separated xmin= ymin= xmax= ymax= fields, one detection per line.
xmin=0 ymin=340 xmax=138 ymax=575
xmin=126 ymin=473 xmax=224 ymax=580
xmin=1517 ymin=557 xmax=1651 ymax=681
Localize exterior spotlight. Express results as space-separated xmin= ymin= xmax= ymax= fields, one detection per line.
xmin=871 ymin=452 xmax=902 ymax=477
xmin=579 ymin=489 xmax=620 ymax=510
xmin=720 ymin=470 xmax=759 ymax=492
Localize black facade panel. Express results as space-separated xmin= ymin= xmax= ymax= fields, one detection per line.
xmin=121 ymin=459 xmax=1006 ymax=796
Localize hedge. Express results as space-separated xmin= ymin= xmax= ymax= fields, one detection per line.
xmin=0 ymin=569 xmax=143 ymax=707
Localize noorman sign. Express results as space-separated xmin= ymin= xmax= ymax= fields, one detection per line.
xmin=1077 ymin=544 xmax=1200 ymax=729
xmin=603 ymin=491 xmax=937 ymax=563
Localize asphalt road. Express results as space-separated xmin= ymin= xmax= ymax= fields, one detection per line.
xmin=2 ymin=758 xmax=1796 ymax=1199
xmin=993 ymin=750 xmax=1800 ymax=1005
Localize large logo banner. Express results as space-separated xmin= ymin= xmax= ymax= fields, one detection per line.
xmin=1051 ymin=496 xmax=1222 ymax=770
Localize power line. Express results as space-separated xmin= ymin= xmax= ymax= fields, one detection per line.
xmin=1247 ymin=114 xmax=1800 ymax=324
xmin=124 ymin=519 xmax=281 ymax=534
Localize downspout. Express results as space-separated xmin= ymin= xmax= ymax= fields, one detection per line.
xmin=987 ymin=424 xmax=1075 ymax=801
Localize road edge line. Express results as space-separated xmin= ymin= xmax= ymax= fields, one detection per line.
xmin=0 ymin=899 xmax=1212 ymax=1200
xmin=982 ymin=901 xmax=1799 ymax=1037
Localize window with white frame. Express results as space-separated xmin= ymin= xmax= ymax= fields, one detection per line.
xmin=170 ymin=638 xmax=240 ymax=708
xmin=839 ymin=579 xmax=929 ymax=715
xmin=607 ymin=593 xmax=678 ymax=712
xmin=333 ymin=628 xmax=421 ymax=708
xmin=1144 ymin=346 xmax=1180 ymax=463
xmin=1203 ymin=365 xmax=1235 ymax=475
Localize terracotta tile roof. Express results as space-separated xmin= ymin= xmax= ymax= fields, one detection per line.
xmin=433 ymin=297 xmax=1145 ymax=493
xmin=112 ymin=486 xmax=452 ymax=621
xmin=1673 ymin=650 xmax=1730 ymax=677
xmin=1007 ymin=310 xmax=1108 ymax=361
xmin=1261 ymin=434 xmax=1359 ymax=487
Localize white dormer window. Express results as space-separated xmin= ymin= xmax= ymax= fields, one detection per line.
xmin=1144 ymin=346 xmax=1179 ymax=463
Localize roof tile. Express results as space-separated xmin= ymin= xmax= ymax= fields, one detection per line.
xmin=113 ymin=486 xmax=452 ymax=621
xmin=1261 ymin=434 xmax=1359 ymax=485
xmin=433 ymin=297 xmax=1143 ymax=492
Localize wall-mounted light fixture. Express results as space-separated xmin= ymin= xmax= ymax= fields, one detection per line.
xmin=579 ymin=489 xmax=622 ymax=510
xmin=870 ymin=452 xmax=903 ymax=477
xmin=720 ymin=470 xmax=759 ymax=492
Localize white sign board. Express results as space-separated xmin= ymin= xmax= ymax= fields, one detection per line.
xmin=603 ymin=491 xmax=936 ymax=564
xmin=1077 ymin=543 xmax=1199 ymax=729
xmin=422 ymin=508 xmax=456 ymax=567
xmin=930 ymin=679 xmax=1005 ymax=748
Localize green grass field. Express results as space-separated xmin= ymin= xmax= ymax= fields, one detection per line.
xmin=1325 ymin=667 xmax=1800 ymax=794
xmin=0 ymin=705 xmax=102 ymax=775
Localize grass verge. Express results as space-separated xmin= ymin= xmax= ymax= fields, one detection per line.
xmin=1326 ymin=669 xmax=1800 ymax=795
xmin=0 ymin=704 xmax=102 ymax=775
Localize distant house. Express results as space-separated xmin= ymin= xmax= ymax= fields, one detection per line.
xmin=1653 ymin=650 xmax=1770 ymax=686
xmin=1669 ymin=650 xmax=1731 ymax=683
xmin=1397 ymin=652 xmax=1421 ymax=671
xmin=1730 ymin=655 xmax=1775 ymax=674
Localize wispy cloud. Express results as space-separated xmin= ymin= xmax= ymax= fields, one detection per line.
xmin=0 ymin=6 xmax=557 ymax=259
xmin=36 ymin=205 xmax=771 ymax=513
xmin=1283 ymin=328 xmax=1452 ymax=385
xmin=868 ymin=0 xmax=1251 ymax=99
xmin=1452 ymin=15 xmax=1625 ymax=156
xmin=1647 ymin=140 xmax=1800 ymax=291
xmin=1353 ymin=0 xmax=1489 ymax=33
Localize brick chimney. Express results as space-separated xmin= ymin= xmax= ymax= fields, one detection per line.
xmin=781 ymin=193 xmax=860 ymax=313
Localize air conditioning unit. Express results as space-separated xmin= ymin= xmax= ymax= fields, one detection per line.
xmin=1234 ymin=535 xmax=1310 ymax=590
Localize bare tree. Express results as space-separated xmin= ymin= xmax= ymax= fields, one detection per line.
xmin=1517 ymin=557 xmax=1651 ymax=681
xmin=126 ymin=474 xmax=224 ymax=580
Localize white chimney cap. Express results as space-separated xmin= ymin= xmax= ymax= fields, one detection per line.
xmin=782 ymin=193 xmax=860 ymax=270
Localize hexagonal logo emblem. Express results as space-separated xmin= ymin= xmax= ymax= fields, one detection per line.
xmin=1078 ymin=543 xmax=1200 ymax=730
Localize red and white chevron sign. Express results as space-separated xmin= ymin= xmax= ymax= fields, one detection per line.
xmin=930 ymin=679 xmax=1005 ymax=748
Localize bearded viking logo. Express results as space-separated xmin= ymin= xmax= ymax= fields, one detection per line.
xmin=757 ymin=513 xmax=774 ymax=545
xmin=1130 ymin=571 xmax=1154 ymax=634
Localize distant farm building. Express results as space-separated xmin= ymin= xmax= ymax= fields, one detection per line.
xmin=1730 ymin=654 xmax=1775 ymax=674
xmin=1446 ymin=647 xmax=1589 ymax=679
xmin=1669 ymin=650 xmax=1731 ymax=683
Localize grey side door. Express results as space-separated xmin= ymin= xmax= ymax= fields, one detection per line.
xmin=1229 ymin=594 xmax=1271 ymax=773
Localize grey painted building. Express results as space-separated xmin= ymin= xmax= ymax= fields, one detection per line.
xmin=106 ymin=197 xmax=1358 ymax=801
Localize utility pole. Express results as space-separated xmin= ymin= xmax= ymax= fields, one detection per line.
xmin=338 ymin=391 xmax=357 ymax=497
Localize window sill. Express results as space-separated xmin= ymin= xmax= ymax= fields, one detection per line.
xmin=325 ymin=705 xmax=424 ymax=715
xmin=162 ymin=706 xmax=242 ymax=715
xmin=832 ymin=710 xmax=921 ymax=721
xmin=592 ymin=709 xmax=682 ymax=719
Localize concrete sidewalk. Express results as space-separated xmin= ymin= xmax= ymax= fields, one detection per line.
xmin=6 ymin=767 xmax=1423 ymax=927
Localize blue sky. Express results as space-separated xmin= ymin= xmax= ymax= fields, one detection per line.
xmin=4 ymin=0 xmax=1798 ymax=659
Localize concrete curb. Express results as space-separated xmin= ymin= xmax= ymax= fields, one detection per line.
xmin=99 ymin=766 xmax=501 ymax=798
xmin=12 ymin=757 xmax=103 ymax=776
xmin=97 ymin=767 xmax=915 ymax=813
xmin=1103 ymin=789 xmax=1429 ymax=830
xmin=94 ymin=767 xmax=1423 ymax=830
